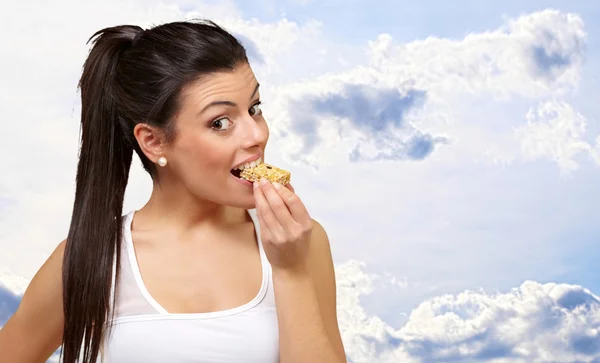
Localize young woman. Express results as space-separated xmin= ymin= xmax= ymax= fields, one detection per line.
xmin=0 ymin=20 xmax=346 ymax=363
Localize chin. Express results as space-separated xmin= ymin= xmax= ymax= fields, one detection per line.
xmin=225 ymin=175 xmax=257 ymax=209
xmin=222 ymin=195 xmax=256 ymax=210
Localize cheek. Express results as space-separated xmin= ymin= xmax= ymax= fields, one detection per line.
xmin=194 ymin=145 xmax=227 ymax=170
xmin=176 ymin=137 xmax=225 ymax=172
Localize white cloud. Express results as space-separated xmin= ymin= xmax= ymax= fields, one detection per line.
xmin=515 ymin=101 xmax=596 ymax=173
xmin=213 ymin=17 xmax=324 ymax=76
xmin=367 ymin=9 xmax=586 ymax=99
xmin=335 ymin=260 xmax=600 ymax=363
xmin=0 ymin=268 xmax=29 ymax=296
xmin=336 ymin=260 xmax=415 ymax=362
xmin=260 ymin=9 xmax=592 ymax=171
xmin=590 ymin=135 xmax=600 ymax=165
xmin=0 ymin=272 xmax=23 ymax=327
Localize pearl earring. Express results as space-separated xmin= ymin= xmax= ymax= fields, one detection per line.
xmin=157 ymin=156 xmax=168 ymax=167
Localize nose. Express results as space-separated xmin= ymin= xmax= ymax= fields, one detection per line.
xmin=240 ymin=114 xmax=268 ymax=149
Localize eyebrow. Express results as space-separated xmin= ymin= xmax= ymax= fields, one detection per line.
xmin=198 ymin=82 xmax=260 ymax=115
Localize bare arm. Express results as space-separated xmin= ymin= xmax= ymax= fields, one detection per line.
xmin=272 ymin=220 xmax=347 ymax=363
xmin=0 ymin=240 xmax=66 ymax=363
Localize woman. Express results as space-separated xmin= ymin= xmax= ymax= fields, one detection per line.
xmin=0 ymin=20 xmax=346 ymax=363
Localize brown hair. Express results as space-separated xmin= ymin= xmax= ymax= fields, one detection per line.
xmin=62 ymin=20 xmax=248 ymax=362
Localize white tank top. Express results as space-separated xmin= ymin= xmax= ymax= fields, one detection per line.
xmin=96 ymin=209 xmax=280 ymax=363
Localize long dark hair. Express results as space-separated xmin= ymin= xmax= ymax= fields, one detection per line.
xmin=61 ymin=20 xmax=248 ymax=363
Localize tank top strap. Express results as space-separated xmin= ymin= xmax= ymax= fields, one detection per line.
xmin=109 ymin=209 xmax=274 ymax=321
xmin=246 ymin=208 xmax=269 ymax=268
xmin=109 ymin=211 xmax=161 ymax=321
xmin=245 ymin=208 xmax=276 ymax=309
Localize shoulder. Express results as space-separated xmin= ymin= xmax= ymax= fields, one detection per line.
xmin=307 ymin=218 xmax=334 ymax=279
xmin=307 ymin=218 xmax=347 ymax=360
xmin=310 ymin=218 xmax=329 ymax=242
xmin=20 ymin=239 xmax=66 ymax=303
xmin=16 ymin=239 xmax=66 ymax=321
xmin=308 ymin=218 xmax=333 ymax=264
xmin=0 ymin=240 xmax=65 ymax=360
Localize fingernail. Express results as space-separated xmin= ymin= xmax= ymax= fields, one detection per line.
xmin=260 ymin=178 xmax=269 ymax=186
xmin=273 ymin=182 xmax=281 ymax=190
xmin=253 ymin=181 xmax=259 ymax=189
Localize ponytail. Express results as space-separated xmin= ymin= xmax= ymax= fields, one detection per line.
xmin=59 ymin=19 xmax=250 ymax=362
xmin=61 ymin=25 xmax=141 ymax=363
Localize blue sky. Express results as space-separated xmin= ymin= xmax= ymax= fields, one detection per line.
xmin=1 ymin=0 xmax=599 ymax=362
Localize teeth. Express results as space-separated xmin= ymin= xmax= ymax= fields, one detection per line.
xmin=235 ymin=157 xmax=262 ymax=171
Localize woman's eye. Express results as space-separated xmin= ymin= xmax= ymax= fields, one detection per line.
xmin=249 ymin=102 xmax=262 ymax=116
xmin=211 ymin=118 xmax=233 ymax=131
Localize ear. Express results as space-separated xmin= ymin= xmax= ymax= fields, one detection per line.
xmin=133 ymin=123 xmax=168 ymax=164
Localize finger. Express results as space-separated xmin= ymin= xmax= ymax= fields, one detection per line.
xmin=284 ymin=183 xmax=295 ymax=193
xmin=259 ymin=179 xmax=298 ymax=231
xmin=253 ymin=181 xmax=285 ymax=237
xmin=272 ymin=182 xmax=311 ymax=226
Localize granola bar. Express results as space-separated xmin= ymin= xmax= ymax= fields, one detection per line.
xmin=240 ymin=163 xmax=291 ymax=185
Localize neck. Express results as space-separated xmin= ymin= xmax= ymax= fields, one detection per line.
xmin=134 ymin=179 xmax=249 ymax=234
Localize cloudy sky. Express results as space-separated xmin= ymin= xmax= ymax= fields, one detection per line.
xmin=1 ymin=0 xmax=599 ymax=362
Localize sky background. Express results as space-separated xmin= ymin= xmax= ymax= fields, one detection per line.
xmin=1 ymin=0 xmax=599 ymax=362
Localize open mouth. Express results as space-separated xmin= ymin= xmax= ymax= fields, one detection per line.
xmin=230 ymin=157 xmax=263 ymax=179
xmin=231 ymin=168 xmax=243 ymax=178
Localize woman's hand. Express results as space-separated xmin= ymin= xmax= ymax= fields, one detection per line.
xmin=253 ymin=178 xmax=313 ymax=273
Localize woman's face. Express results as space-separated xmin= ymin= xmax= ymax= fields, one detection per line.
xmin=156 ymin=62 xmax=269 ymax=209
